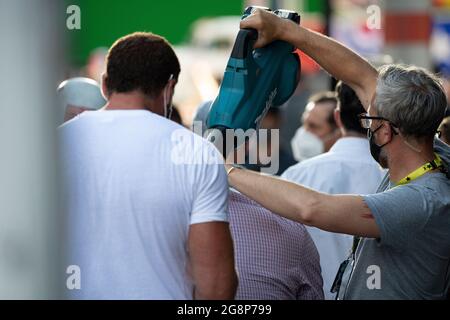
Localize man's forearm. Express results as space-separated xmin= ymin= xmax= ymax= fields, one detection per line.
xmin=282 ymin=21 xmax=378 ymax=109
xmin=227 ymin=167 xmax=380 ymax=237
xmin=194 ymin=277 xmax=237 ymax=300
xmin=189 ymin=222 xmax=238 ymax=300
xmin=227 ymin=166 xmax=320 ymax=224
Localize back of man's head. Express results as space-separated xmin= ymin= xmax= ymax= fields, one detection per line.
xmin=104 ymin=32 xmax=180 ymax=99
xmin=335 ymin=81 xmax=366 ymax=135
xmin=306 ymin=91 xmax=338 ymax=128
xmin=375 ymin=64 xmax=448 ymax=140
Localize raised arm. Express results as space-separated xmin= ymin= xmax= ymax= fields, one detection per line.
xmin=240 ymin=8 xmax=378 ymax=110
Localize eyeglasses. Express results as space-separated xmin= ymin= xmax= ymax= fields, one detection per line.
xmin=358 ymin=113 xmax=400 ymax=140
xmin=358 ymin=113 xmax=397 ymax=129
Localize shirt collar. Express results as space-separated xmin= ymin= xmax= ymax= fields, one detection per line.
xmin=329 ymin=137 xmax=369 ymax=154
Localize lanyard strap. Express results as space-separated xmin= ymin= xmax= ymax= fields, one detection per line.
xmin=352 ymin=236 xmax=360 ymax=256
xmin=396 ymin=153 xmax=443 ymax=186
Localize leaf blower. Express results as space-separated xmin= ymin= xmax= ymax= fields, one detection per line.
xmin=206 ymin=6 xmax=301 ymax=155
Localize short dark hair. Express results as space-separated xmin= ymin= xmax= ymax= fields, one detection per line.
xmin=307 ymin=91 xmax=337 ymax=127
xmin=105 ymin=32 xmax=180 ymax=98
xmin=335 ymin=81 xmax=366 ymax=135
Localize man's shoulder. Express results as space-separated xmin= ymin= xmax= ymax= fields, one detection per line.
xmin=282 ymin=152 xmax=341 ymax=177
xmin=59 ymin=110 xmax=206 ymax=141
xmin=414 ymin=173 xmax=450 ymax=201
xmin=287 ymin=154 xmax=327 ymax=170
xmin=299 ymin=152 xmax=338 ymax=166
xmin=365 ymin=174 xmax=450 ymax=220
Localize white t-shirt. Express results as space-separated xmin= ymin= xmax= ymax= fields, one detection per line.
xmin=59 ymin=110 xmax=229 ymax=299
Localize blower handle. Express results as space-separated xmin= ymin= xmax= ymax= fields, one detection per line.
xmin=273 ymin=9 xmax=301 ymax=24
xmin=231 ymin=7 xmax=300 ymax=60
xmin=230 ymin=28 xmax=258 ymax=60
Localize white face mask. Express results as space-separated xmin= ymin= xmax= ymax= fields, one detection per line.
xmin=290 ymin=126 xmax=324 ymax=162
xmin=163 ymin=74 xmax=174 ymax=119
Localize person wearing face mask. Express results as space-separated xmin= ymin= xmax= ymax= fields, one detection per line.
xmin=59 ymin=32 xmax=237 ymax=299
xmin=282 ymin=82 xmax=385 ymax=299
xmin=224 ymin=9 xmax=450 ymax=300
xmin=290 ymin=92 xmax=340 ymax=162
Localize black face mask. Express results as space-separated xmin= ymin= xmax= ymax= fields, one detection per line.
xmin=368 ymin=124 xmax=389 ymax=164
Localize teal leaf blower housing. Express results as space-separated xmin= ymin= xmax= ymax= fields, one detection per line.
xmin=206 ymin=6 xmax=301 ymax=154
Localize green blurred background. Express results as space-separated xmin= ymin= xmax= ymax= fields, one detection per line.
xmin=69 ymin=0 xmax=325 ymax=66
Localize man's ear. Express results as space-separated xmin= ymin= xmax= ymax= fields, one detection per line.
xmin=334 ymin=109 xmax=345 ymax=134
xmin=101 ymin=73 xmax=110 ymax=100
xmin=334 ymin=109 xmax=342 ymax=128
xmin=380 ymin=121 xmax=394 ymax=144
xmin=168 ymin=78 xmax=177 ymax=95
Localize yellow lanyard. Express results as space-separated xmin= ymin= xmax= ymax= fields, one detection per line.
xmin=396 ymin=153 xmax=443 ymax=186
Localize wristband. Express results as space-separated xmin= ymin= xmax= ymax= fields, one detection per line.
xmin=226 ymin=166 xmax=236 ymax=176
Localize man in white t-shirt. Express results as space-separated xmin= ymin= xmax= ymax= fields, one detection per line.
xmin=59 ymin=32 xmax=237 ymax=299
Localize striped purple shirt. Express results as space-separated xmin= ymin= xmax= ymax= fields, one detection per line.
xmin=229 ymin=191 xmax=324 ymax=300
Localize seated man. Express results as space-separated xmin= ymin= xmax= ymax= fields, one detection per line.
xmin=229 ymin=190 xmax=324 ymax=300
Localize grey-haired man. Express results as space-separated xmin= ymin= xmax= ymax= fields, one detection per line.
xmin=225 ymin=9 xmax=450 ymax=300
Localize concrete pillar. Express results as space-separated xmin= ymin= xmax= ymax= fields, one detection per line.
xmin=0 ymin=0 xmax=65 ymax=299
